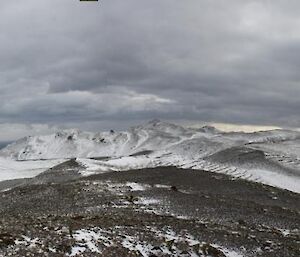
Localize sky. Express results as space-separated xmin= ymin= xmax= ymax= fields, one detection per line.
xmin=0 ymin=0 xmax=300 ymax=140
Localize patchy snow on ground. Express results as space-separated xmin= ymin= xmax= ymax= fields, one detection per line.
xmin=68 ymin=229 xmax=103 ymax=256
xmin=67 ymin=226 xmax=244 ymax=257
xmin=136 ymin=197 xmax=161 ymax=206
xmin=125 ymin=182 xmax=151 ymax=191
xmin=154 ymin=184 xmax=172 ymax=189
xmin=15 ymin=235 xmax=47 ymax=251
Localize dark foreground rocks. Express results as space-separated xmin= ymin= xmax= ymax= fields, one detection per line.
xmin=0 ymin=166 xmax=299 ymax=256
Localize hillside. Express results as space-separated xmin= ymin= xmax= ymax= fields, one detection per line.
xmin=0 ymin=120 xmax=300 ymax=193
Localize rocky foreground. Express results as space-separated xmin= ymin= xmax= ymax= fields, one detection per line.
xmin=0 ymin=162 xmax=299 ymax=257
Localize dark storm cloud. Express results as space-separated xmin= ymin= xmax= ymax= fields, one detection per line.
xmin=0 ymin=0 xmax=300 ymax=138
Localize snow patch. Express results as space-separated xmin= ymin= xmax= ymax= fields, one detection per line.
xmin=125 ymin=182 xmax=150 ymax=191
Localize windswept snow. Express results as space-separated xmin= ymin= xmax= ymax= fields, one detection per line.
xmin=0 ymin=157 xmax=63 ymax=182
xmin=0 ymin=120 xmax=300 ymax=193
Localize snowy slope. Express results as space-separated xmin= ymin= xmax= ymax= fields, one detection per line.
xmin=0 ymin=121 xmax=196 ymax=160
xmin=0 ymin=157 xmax=63 ymax=183
xmin=0 ymin=120 xmax=300 ymax=193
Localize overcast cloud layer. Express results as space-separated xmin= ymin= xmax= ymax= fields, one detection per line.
xmin=0 ymin=0 xmax=300 ymax=140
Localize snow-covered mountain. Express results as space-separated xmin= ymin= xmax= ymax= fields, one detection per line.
xmin=1 ymin=120 xmax=300 ymax=193
xmin=0 ymin=120 xmax=193 ymax=160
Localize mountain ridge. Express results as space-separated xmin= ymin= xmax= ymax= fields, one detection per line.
xmin=1 ymin=120 xmax=300 ymax=193
xmin=1 ymin=120 xmax=300 ymax=161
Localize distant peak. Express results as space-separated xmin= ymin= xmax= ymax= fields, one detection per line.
xmin=143 ymin=119 xmax=184 ymax=129
xmin=198 ymin=125 xmax=219 ymax=133
xmin=132 ymin=120 xmax=187 ymax=133
xmin=146 ymin=119 xmax=163 ymax=126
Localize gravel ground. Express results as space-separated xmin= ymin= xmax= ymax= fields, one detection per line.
xmin=0 ymin=163 xmax=299 ymax=257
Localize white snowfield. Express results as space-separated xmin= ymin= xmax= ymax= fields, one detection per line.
xmin=0 ymin=120 xmax=300 ymax=193
xmin=0 ymin=157 xmax=63 ymax=182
